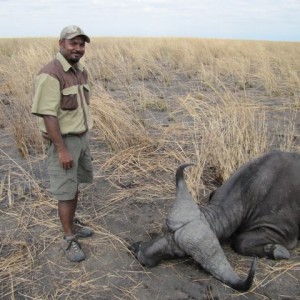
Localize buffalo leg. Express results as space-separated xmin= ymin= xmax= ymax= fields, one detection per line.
xmin=232 ymin=230 xmax=290 ymax=259
xmin=131 ymin=233 xmax=185 ymax=267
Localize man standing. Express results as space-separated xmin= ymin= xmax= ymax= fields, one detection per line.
xmin=32 ymin=25 xmax=94 ymax=262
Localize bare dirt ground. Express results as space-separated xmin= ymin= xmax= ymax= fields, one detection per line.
xmin=1 ymin=68 xmax=300 ymax=300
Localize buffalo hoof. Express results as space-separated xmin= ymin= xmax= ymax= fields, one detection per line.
xmin=264 ymin=244 xmax=290 ymax=259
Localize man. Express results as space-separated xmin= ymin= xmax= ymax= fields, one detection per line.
xmin=32 ymin=25 xmax=94 ymax=262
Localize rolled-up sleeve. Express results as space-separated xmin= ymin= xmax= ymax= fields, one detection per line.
xmin=32 ymin=74 xmax=60 ymax=117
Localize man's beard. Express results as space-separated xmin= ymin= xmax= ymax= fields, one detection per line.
xmin=69 ymin=52 xmax=82 ymax=64
xmin=69 ymin=57 xmax=80 ymax=64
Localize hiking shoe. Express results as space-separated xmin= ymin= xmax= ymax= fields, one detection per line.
xmin=61 ymin=235 xmax=85 ymax=262
xmin=73 ymin=217 xmax=93 ymax=238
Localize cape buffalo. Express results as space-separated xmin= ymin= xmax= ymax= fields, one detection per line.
xmin=131 ymin=151 xmax=300 ymax=291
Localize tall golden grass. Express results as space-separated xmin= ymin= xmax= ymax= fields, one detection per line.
xmin=0 ymin=37 xmax=299 ymax=299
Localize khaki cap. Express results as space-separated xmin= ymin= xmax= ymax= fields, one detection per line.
xmin=60 ymin=25 xmax=90 ymax=43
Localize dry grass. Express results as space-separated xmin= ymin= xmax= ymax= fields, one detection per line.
xmin=0 ymin=37 xmax=299 ymax=299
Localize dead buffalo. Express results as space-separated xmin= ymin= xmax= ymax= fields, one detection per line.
xmin=131 ymin=151 xmax=300 ymax=291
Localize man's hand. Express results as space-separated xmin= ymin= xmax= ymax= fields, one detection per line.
xmin=43 ymin=115 xmax=74 ymax=169
xmin=57 ymin=146 xmax=74 ymax=169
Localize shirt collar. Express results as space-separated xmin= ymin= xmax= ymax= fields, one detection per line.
xmin=56 ymin=52 xmax=85 ymax=72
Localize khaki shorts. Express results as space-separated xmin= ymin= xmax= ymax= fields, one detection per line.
xmin=46 ymin=133 xmax=93 ymax=201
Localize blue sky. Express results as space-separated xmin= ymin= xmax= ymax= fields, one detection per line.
xmin=0 ymin=0 xmax=299 ymax=41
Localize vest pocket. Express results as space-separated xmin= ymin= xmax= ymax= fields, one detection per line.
xmin=61 ymin=86 xmax=78 ymax=110
xmin=83 ymin=84 xmax=90 ymax=105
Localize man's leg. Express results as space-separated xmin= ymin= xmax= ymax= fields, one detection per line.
xmin=48 ymin=135 xmax=92 ymax=261
xmin=58 ymin=191 xmax=86 ymax=262
xmin=58 ymin=191 xmax=78 ymax=237
xmin=59 ymin=190 xmax=93 ymax=239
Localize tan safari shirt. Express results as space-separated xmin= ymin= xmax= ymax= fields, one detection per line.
xmin=32 ymin=52 xmax=93 ymax=135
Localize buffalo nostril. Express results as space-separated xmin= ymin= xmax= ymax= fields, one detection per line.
xmin=129 ymin=241 xmax=142 ymax=256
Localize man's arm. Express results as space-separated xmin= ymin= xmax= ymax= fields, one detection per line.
xmin=43 ymin=115 xmax=73 ymax=169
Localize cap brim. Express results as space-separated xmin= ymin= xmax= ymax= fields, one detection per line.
xmin=65 ymin=33 xmax=90 ymax=43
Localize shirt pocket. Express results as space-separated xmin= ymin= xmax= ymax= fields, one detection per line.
xmin=61 ymin=86 xmax=79 ymax=110
xmin=83 ymin=84 xmax=90 ymax=105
